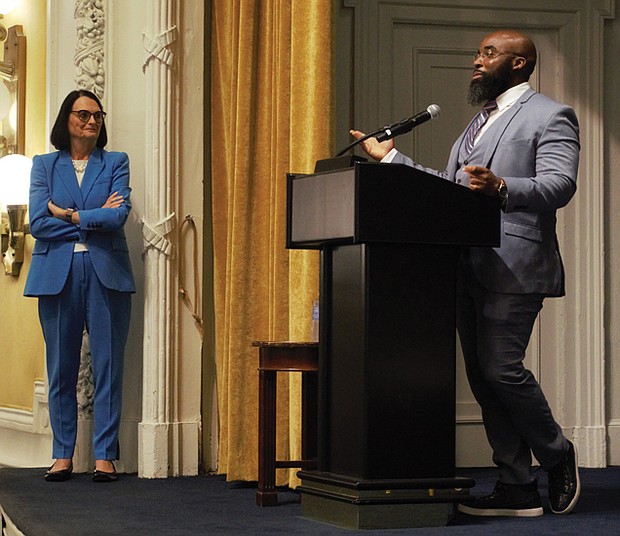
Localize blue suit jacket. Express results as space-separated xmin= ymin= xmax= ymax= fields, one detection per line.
xmin=391 ymin=89 xmax=580 ymax=296
xmin=24 ymin=148 xmax=136 ymax=296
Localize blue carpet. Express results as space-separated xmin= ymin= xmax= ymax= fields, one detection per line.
xmin=0 ymin=467 xmax=619 ymax=535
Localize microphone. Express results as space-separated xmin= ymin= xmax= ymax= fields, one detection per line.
xmin=374 ymin=104 xmax=441 ymax=142
xmin=334 ymin=104 xmax=442 ymax=157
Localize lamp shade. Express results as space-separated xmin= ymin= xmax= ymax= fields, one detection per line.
xmin=0 ymin=0 xmax=19 ymax=16
xmin=0 ymin=82 xmax=10 ymax=121
xmin=8 ymin=99 xmax=16 ymax=131
xmin=0 ymin=153 xmax=31 ymax=209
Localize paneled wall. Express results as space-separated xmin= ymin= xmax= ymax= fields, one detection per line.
xmin=605 ymin=7 xmax=620 ymax=465
xmin=335 ymin=0 xmax=616 ymax=467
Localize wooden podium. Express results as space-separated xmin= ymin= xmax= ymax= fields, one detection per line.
xmin=286 ymin=162 xmax=500 ymax=529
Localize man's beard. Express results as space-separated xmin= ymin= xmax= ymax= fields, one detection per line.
xmin=467 ymin=62 xmax=513 ymax=105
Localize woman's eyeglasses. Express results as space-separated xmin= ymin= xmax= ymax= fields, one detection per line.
xmin=71 ymin=110 xmax=107 ymax=123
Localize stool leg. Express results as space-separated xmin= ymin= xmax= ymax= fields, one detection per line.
xmin=257 ymin=369 xmax=278 ymax=506
xmin=302 ymin=372 xmax=318 ymax=463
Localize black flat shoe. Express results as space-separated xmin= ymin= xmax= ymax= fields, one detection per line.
xmin=92 ymin=464 xmax=118 ymax=483
xmin=44 ymin=463 xmax=73 ymax=482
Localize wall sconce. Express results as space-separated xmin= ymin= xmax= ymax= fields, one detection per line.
xmin=0 ymin=1 xmax=19 ymax=41
xmin=1 ymin=15 xmax=25 ymax=157
xmin=0 ymin=2 xmax=28 ymax=275
xmin=0 ymin=153 xmax=31 ymax=276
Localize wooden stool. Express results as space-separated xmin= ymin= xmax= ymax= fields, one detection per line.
xmin=253 ymin=341 xmax=319 ymax=507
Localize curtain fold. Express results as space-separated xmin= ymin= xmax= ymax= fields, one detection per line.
xmin=211 ymin=0 xmax=333 ymax=483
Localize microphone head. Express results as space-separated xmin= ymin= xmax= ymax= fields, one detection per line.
xmin=426 ymin=104 xmax=441 ymax=119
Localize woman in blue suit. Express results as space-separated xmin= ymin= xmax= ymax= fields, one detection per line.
xmin=24 ymin=90 xmax=135 ymax=482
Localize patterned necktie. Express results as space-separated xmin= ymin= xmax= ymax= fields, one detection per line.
xmin=463 ymin=100 xmax=498 ymax=154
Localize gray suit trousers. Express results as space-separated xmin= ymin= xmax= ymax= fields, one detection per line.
xmin=456 ymin=253 xmax=568 ymax=485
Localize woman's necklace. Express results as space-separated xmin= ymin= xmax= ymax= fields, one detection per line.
xmin=72 ymin=159 xmax=88 ymax=173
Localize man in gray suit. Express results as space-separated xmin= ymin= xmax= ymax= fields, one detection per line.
xmin=350 ymin=30 xmax=580 ymax=517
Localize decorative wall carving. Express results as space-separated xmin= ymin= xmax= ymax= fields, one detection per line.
xmin=141 ymin=20 xmax=177 ymax=258
xmin=142 ymin=212 xmax=176 ymax=256
xmin=142 ymin=25 xmax=178 ymax=72
xmin=74 ymin=0 xmax=105 ymax=97
xmin=74 ymin=0 xmax=104 ymax=420
xmin=77 ymin=330 xmax=94 ymax=416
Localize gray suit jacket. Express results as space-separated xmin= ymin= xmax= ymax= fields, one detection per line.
xmin=391 ymin=88 xmax=580 ymax=296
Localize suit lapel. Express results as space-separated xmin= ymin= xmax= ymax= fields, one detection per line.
xmin=80 ymin=148 xmax=105 ymax=202
xmin=56 ymin=152 xmax=83 ymax=207
xmin=482 ymin=89 xmax=536 ymax=167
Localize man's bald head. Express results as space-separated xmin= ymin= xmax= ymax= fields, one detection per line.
xmin=481 ymin=30 xmax=537 ymax=79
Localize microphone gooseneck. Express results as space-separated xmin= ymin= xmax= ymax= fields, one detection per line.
xmin=335 ymin=104 xmax=441 ymax=157
xmin=375 ymin=104 xmax=441 ymax=142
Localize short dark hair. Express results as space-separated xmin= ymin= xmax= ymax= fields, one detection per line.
xmin=50 ymin=90 xmax=108 ymax=151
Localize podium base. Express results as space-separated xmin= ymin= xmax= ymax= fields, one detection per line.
xmin=297 ymin=471 xmax=474 ymax=530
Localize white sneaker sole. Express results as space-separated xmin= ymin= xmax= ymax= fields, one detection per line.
xmin=457 ymin=503 xmax=544 ymax=517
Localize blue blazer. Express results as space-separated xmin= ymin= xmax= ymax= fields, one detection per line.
xmin=391 ymin=89 xmax=580 ymax=297
xmin=24 ymin=148 xmax=136 ymax=296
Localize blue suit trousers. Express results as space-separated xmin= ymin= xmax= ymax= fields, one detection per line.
xmin=38 ymin=251 xmax=131 ymax=460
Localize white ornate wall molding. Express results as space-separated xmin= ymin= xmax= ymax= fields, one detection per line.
xmin=0 ymin=381 xmax=52 ymax=467
xmin=138 ymin=0 xmax=199 ymax=478
xmin=340 ymin=0 xmax=614 ymax=468
xmin=142 ymin=211 xmax=176 ymax=256
xmin=142 ymin=25 xmax=178 ymax=72
xmin=74 ymin=0 xmax=105 ymax=97
xmin=76 ymin=330 xmax=94 ymax=417
xmin=73 ymin=329 xmax=95 ymax=473
xmin=71 ymin=0 xmax=104 ymax=471
xmin=609 ymin=419 xmax=620 ymax=465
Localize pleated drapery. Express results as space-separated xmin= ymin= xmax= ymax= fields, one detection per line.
xmin=211 ymin=1 xmax=333 ymax=483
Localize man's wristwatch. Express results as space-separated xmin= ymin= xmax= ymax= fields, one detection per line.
xmin=64 ymin=208 xmax=75 ymax=222
xmin=497 ymin=179 xmax=508 ymax=205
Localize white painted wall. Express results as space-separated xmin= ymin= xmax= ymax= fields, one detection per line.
xmin=43 ymin=0 xmax=204 ymax=473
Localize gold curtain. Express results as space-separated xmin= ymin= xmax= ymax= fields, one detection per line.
xmin=211 ymin=0 xmax=333 ymax=483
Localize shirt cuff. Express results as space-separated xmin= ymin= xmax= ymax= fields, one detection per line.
xmin=381 ymin=148 xmax=399 ymax=163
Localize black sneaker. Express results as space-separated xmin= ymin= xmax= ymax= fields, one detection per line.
xmin=457 ymin=481 xmax=544 ymax=517
xmin=547 ymin=440 xmax=580 ymax=514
